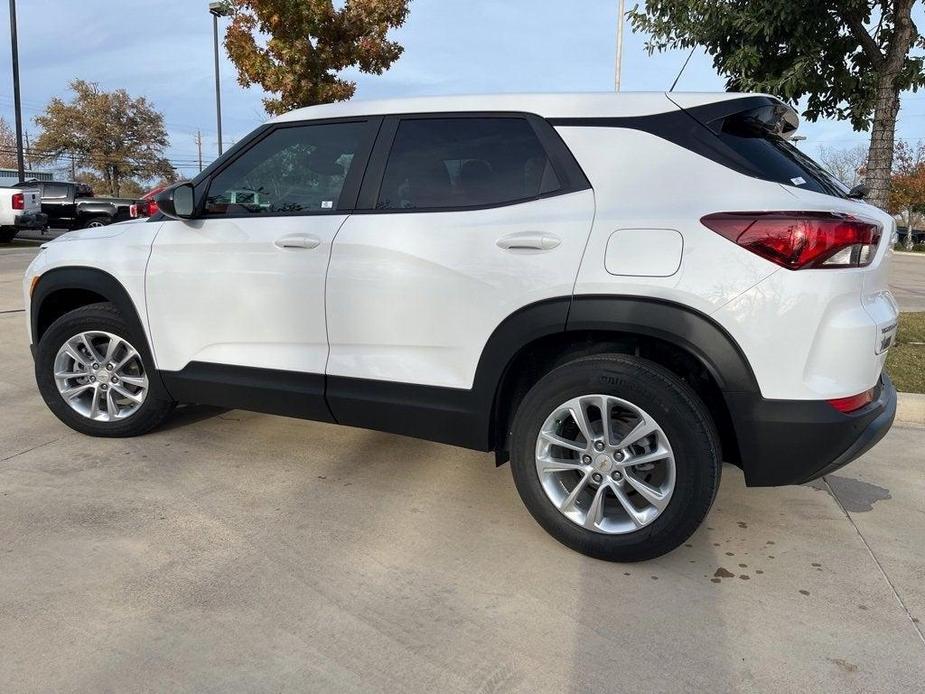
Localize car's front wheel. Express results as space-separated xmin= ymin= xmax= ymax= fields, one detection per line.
xmin=509 ymin=354 xmax=721 ymax=562
xmin=35 ymin=302 xmax=174 ymax=437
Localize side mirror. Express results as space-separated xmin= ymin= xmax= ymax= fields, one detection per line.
xmin=847 ymin=183 xmax=869 ymax=200
xmin=156 ymin=183 xmax=196 ymax=219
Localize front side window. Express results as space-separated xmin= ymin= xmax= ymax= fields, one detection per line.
xmin=377 ymin=117 xmax=560 ymax=210
xmin=204 ymin=121 xmax=367 ymax=216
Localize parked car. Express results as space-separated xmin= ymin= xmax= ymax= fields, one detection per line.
xmin=0 ymin=184 xmax=47 ymax=242
xmin=131 ymin=184 xmax=173 ymax=219
xmin=23 ymin=180 xmax=137 ymax=230
xmin=22 ymin=93 xmax=898 ymax=561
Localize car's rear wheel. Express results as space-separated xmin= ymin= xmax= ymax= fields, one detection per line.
xmin=83 ymin=216 xmax=110 ymax=229
xmin=0 ymin=227 xmax=17 ymax=243
xmin=35 ymin=303 xmax=174 ymax=437
xmin=509 ymin=354 xmax=721 ymax=561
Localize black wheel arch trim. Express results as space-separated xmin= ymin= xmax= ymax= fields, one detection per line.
xmin=564 ymin=295 xmax=759 ymax=394
xmin=30 ymin=266 xmax=170 ymax=397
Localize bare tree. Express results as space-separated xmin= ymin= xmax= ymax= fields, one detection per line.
xmin=817 ymin=144 xmax=869 ymax=189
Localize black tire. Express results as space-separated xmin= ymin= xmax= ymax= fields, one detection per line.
xmin=509 ymin=354 xmax=721 ymax=562
xmin=35 ymin=302 xmax=175 ymax=437
xmin=82 ymin=216 xmax=111 ymax=229
xmin=0 ymin=227 xmax=17 ymax=243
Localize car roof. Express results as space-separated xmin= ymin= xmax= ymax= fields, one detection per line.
xmin=271 ymin=91 xmax=776 ymax=123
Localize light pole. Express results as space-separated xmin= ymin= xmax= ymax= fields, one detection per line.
xmin=8 ymin=0 xmax=25 ymax=181
xmin=209 ymin=2 xmax=231 ymax=157
xmin=614 ymin=0 xmax=626 ymax=92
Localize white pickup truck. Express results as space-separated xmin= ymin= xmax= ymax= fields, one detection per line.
xmin=0 ymin=185 xmax=47 ymax=242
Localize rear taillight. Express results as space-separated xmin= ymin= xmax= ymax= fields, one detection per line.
xmin=827 ymin=387 xmax=876 ymax=413
xmin=11 ymin=192 xmax=24 ymax=210
xmin=701 ymin=212 xmax=881 ymax=270
xmin=146 ymin=199 xmax=159 ymax=216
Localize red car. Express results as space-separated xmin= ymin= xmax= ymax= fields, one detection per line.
xmin=131 ymin=184 xmax=174 ymax=218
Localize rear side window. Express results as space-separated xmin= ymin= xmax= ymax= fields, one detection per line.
xmin=376 ymin=117 xmax=560 ymax=210
xmin=43 ymin=183 xmax=69 ymax=199
xmin=714 ymin=112 xmax=847 ymax=197
xmin=204 ymin=121 xmax=368 ymax=216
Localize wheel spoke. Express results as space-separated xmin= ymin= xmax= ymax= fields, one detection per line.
xmin=114 ymin=348 xmax=139 ymax=371
xmin=560 ymin=470 xmax=592 ymax=512
xmin=103 ymin=336 xmax=122 ymax=363
xmin=112 ymin=384 xmax=144 ymax=404
xmin=55 ymin=370 xmax=85 ymax=380
xmin=617 ymin=418 xmax=658 ymax=449
xmin=63 ymin=345 xmax=89 ymax=368
xmin=80 ymin=334 xmax=101 ymax=363
xmin=568 ymin=405 xmax=592 ymax=445
xmin=87 ymin=387 xmax=101 ymax=419
xmin=622 ymin=446 xmax=671 ymax=468
xmin=609 ymin=480 xmax=648 ymax=528
xmin=105 ymin=388 xmax=117 ymax=417
xmin=60 ymin=383 xmax=93 ymax=399
xmin=538 ymin=455 xmax=587 ymax=474
xmin=623 ymin=472 xmax=669 ymax=510
xmin=117 ymin=374 xmax=146 ymax=387
xmin=583 ymin=483 xmax=608 ymax=529
xmin=597 ymin=395 xmax=612 ymax=446
xmin=540 ymin=430 xmax=586 ymax=453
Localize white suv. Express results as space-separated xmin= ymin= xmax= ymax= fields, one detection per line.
xmin=23 ymin=93 xmax=898 ymax=561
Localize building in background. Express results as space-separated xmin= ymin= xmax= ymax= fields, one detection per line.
xmin=0 ymin=168 xmax=54 ymax=187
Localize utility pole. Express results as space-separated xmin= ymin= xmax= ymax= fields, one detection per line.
xmin=22 ymin=128 xmax=30 ymax=171
xmin=8 ymin=0 xmax=25 ymax=181
xmin=614 ymin=0 xmax=626 ymax=92
xmin=209 ymin=2 xmax=231 ymax=157
xmin=69 ymin=152 xmax=75 ymax=180
xmin=195 ymin=130 xmax=204 ymax=172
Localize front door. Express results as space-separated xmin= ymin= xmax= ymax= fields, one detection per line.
xmin=146 ymin=119 xmax=377 ymax=380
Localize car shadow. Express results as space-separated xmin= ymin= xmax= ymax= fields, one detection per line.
xmin=155 ymin=403 xmax=229 ymax=432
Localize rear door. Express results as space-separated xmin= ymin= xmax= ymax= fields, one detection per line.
xmin=324 ymin=113 xmax=595 ymax=392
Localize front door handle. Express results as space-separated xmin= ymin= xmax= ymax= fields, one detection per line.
xmin=496 ymin=232 xmax=561 ymax=251
xmin=275 ymin=234 xmax=321 ymax=249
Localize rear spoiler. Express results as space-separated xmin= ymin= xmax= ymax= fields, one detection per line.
xmin=667 ymin=94 xmax=800 ymax=140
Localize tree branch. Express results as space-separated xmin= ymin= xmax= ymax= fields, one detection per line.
xmin=845 ymin=13 xmax=884 ymax=67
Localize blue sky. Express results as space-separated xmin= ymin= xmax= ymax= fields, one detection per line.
xmin=1 ymin=0 xmax=924 ymax=180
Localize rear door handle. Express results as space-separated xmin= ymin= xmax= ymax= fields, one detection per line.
xmin=275 ymin=234 xmax=321 ymax=249
xmin=496 ymin=232 xmax=561 ymax=251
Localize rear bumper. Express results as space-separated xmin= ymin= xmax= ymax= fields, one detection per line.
xmin=14 ymin=212 xmax=47 ymax=229
xmin=726 ymin=374 xmax=897 ymax=486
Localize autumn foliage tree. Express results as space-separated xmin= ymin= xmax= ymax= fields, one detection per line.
xmin=33 ymin=80 xmax=174 ymax=197
xmin=0 ymin=117 xmax=19 ymax=170
xmin=222 ymin=0 xmax=410 ymax=115
xmin=629 ymin=1 xmax=924 ymax=211
xmin=888 ymin=140 xmax=925 ymax=249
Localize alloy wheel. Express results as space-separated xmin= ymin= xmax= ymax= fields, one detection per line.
xmin=534 ymin=394 xmax=676 ymax=534
xmin=53 ymin=331 xmax=148 ymax=421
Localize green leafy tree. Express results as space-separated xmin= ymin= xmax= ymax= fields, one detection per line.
xmin=223 ymin=0 xmax=410 ymax=116
xmin=33 ymin=80 xmax=174 ymax=197
xmin=629 ymin=1 xmax=924 ymax=209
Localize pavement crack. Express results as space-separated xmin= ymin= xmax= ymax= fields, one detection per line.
xmin=0 ymin=437 xmax=67 ymax=463
xmin=0 ymin=308 xmax=25 ymax=314
xmin=823 ymin=475 xmax=925 ymax=649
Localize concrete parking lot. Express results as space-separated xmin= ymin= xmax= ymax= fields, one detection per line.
xmin=1 ymin=245 xmax=924 ymax=692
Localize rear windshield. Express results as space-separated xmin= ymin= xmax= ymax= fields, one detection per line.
xmin=714 ymin=113 xmax=848 ymax=198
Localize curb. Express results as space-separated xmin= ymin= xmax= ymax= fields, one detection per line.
xmin=897 ymin=392 xmax=925 ymax=426
xmin=893 ymin=251 xmax=925 ymax=257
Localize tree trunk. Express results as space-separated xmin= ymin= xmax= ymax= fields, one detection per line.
xmin=906 ymin=207 xmax=915 ymax=250
xmin=862 ymin=0 xmax=917 ymax=211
